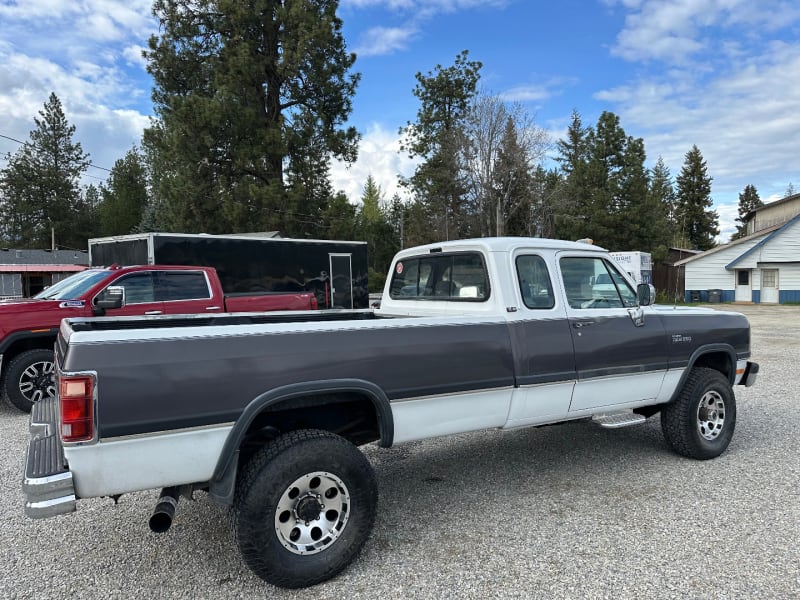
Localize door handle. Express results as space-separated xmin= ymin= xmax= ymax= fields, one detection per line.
xmin=573 ymin=320 xmax=595 ymax=328
xmin=144 ymin=310 xmax=162 ymax=315
xmin=205 ymin=306 xmax=222 ymax=311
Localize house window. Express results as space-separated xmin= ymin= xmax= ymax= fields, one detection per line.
xmin=737 ymin=271 xmax=749 ymax=286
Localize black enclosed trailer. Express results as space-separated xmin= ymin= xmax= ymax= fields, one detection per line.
xmin=88 ymin=233 xmax=369 ymax=309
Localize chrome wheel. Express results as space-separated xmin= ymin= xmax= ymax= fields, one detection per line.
xmin=275 ymin=471 xmax=350 ymax=555
xmin=18 ymin=359 xmax=55 ymax=404
xmin=696 ymin=390 xmax=725 ymax=441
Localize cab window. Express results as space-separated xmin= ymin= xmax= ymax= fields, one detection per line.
xmin=560 ymin=257 xmax=637 ymax=309
xmin=96 ymin=272 xmax=156 ymax=305
xmin=156 ymin=271 xmax=211 ymax=301
xmin=389 ymin=252 xmax=489 ymax=301
xmin=516 ymin=255 xmax=554 ymax=309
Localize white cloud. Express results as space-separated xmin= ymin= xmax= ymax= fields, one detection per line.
xmin=354 ymin=26 xmax=417 ymax=57
xmin=499 ymin=77 xmax=576 ymax=105
xmin=596 ymin=0 xmax=800 ymax=241
xmin=122 ymin=44 xmax=149 ymax=69
xmin=499 ymin=85 xmax=552 ymax=103
xmin=342 ymin=0 xmax=508 ymax=11
xmin=346 ymin=0 xmax=510 ymax=57
xmin=330 ymin=123 xmax=419 ymax=204
xmin=0 ymin=0 xmax=156 ymax=176
xmin=608 ymin=0 xmax=800 ymax=63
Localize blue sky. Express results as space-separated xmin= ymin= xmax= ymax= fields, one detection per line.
xmin=2 ymin=0 xmax=800 ymax=242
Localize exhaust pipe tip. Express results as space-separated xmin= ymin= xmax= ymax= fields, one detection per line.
xmin=149 ymin=487 xmax=179 ymax=533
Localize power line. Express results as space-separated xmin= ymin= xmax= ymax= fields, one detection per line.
xmin=0 ymin=132 xmax=112 ymax=173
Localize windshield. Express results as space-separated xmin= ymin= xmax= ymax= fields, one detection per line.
xmin=594 ymin=274 xmax=612 ymax=285
xmin=34 ymin=269 xmax=111 ymax=300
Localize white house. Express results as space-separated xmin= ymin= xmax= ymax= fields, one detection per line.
xmin=675 ymin=193 xmax=800 ymax=304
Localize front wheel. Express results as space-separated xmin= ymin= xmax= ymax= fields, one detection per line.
xmin=5 ymin=349 xmax=56 ymax=413
xmin=232 ymin=429 xmax=377 ymax=589
xmin=661 ymin=367 xmax=736 ymax=460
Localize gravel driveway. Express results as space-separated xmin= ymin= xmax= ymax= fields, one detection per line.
xmin=1 ymin=304 xmax=798 ymax=599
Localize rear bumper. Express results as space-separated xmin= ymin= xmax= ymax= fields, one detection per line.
xmin=23 ymin=397 xmax=76 ymax=519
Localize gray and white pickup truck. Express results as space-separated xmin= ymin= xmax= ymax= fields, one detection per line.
xmin=23 ymin=237 xmax=758 ymax=589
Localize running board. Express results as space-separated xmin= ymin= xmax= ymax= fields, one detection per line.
xmin=592 ymin=412 xmax=647 ymax=429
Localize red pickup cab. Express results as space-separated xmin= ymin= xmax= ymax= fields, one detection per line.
xmin=0 ymin=264 xmax=316 ymax=412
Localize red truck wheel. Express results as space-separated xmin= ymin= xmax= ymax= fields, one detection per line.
xmin=232 ymin=429 xmax=377 ymax=588
xmin=5 ymin=349 xmax=56 ymax=413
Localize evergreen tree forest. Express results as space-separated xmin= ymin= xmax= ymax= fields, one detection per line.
xmin=0 ymin=2 xmax=739 ymax=279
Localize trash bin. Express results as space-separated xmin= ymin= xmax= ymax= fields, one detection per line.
xmin=690 ymin=290 xmax=701 ymax=302
xmin=708 ymin=289 xmax=722 ymax=303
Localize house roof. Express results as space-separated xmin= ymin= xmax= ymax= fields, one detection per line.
xmin=725 ymin=211 xmax=800 ymax=269
xmin=673 ymin=224 xmax=783 ymax=267
xmin=0 ymin=264 xmax=87 ymax=273
xmin=0 ymin=248 xmax=89 ymax=266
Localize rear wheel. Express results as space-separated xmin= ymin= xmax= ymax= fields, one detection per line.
xmin=5 ymin=349 xmax=55 ymax=413
xmin=661 ymin=367 xmax=736 ymax=460
xmin=232 ymin=429 xmax=377 ymax=589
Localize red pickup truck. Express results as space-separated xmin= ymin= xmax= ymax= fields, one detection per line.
xmin=0 ymin=264 xmax=317 ymax=412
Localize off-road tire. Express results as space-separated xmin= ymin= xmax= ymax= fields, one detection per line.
xmin=5 ymin=349 xmax=56 ymax=413
xmin=661 ymin=367 xmax=736 ymax=460
xmin=232 ymin=429 xmax=377 ymax=589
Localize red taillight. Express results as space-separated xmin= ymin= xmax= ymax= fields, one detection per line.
xmin=59 ymin=375 xmax=94 ymax=442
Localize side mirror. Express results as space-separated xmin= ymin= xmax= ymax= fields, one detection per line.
xmin=637 ymin=283 xmax=656 ymax=306
xmin=95 ymin=286 xmax=125 ymax=310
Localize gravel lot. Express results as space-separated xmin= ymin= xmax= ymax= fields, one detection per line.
xmin=1 ymin=304 xmax=799 ymax=599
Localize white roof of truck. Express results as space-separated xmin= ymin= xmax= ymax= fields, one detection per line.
xmin=393 ymin=237 xmax=607 ymax=259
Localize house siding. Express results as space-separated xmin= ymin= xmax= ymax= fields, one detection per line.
xmin=683 ymin=236 xmax=765 ymax=301
xmin=731 ymin=221 xmax=800 ymax=268
xmin=749 ymin=194 xmax=800 ymax=234
xmin=683 ymin=217 xmax=800 ymax=304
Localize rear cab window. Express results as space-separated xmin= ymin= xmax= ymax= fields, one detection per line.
xmin=389 ymin=252 xmax=490 ymax=301
xmin=516 ymin=255 xmax=555 ymax=309
xmin=156 ymin=271 xmax=212 ymax=301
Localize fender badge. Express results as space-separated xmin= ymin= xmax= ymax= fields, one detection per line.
xmin=672 ymin=334 xmax=692 ymax=343
xmin=59 ymin=300 xmax=85 ymax=308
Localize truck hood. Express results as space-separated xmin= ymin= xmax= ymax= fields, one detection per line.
xmin=0 ymin=297 xmax=85 ymax=314
xmin=650 ymin=304 xmax=737 ymax=316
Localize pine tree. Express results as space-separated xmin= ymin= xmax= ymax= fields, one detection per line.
xmin=72 ymin=184 xmax=103 ymax=243
xmin=357 ymin=175 xmax=396 ymax=291
xmin=580 ymin=111 xmax=628 ymax=248
xmin=143 ymin=0 xmax=360 ymax=236
xmin=614 ymin=136 xmax=649 ymax=249
xmin=675 ymin=145 xmax=719 ymax=250
xmin=99 ymin=148 xmax=150 ymax=236
xmin=552 ymin=110 xmax=590 ymax=241
xmin=491 ymin=116 xmax=534 ymax=236
xmin=555 ymin=109 xmax=589 ymax=177
xmin=360 ymin=175 xmax=383 ymax=223
xmin=0 ymin=93 xmax=89 ymax=249
xmin=322 ymin=191 xmax=357 ymax=241
xmin=649 ymin=157 xmax=676 ymax=227
xmin=646 ymin=156 xmax=676 ymax=259
xmin=400 ymin=50 xmax=481 ymax=242
xmin=732 ymin=184 xmax=762 ymax=240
